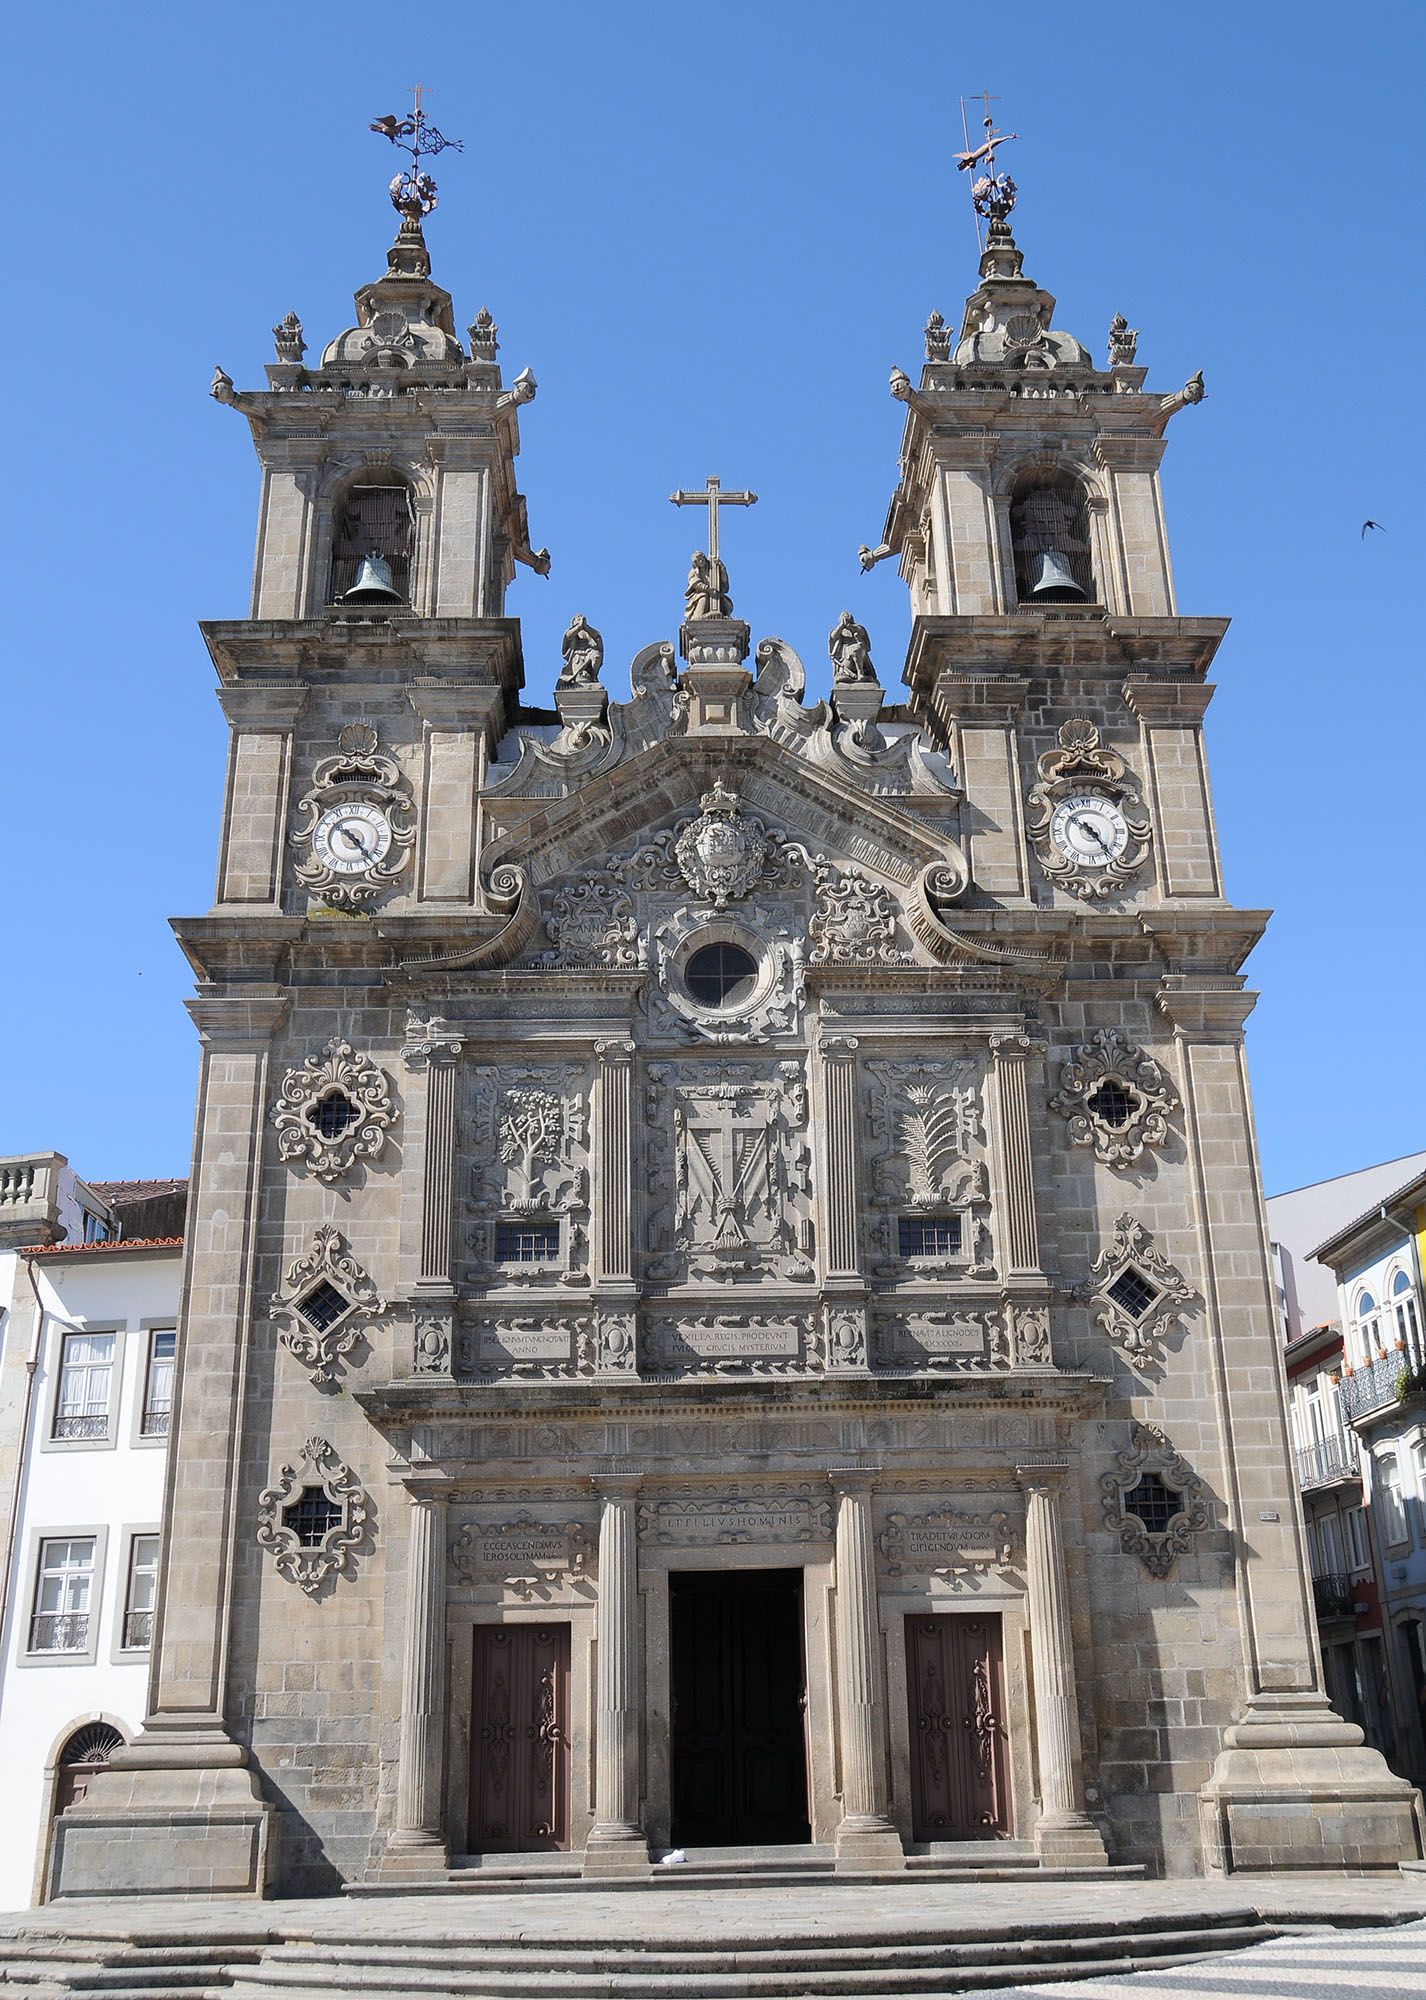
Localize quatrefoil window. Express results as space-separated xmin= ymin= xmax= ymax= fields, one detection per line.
xmin=1085 ymin=1078 xmax=1135 ymax=1130
xmin=313 ymin=1090 xmax=358 ymax=1140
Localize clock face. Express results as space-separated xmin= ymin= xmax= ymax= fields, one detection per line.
xmin=1048 ymin=793 xmax=1130 ymax=867
xmin=310 ymin=801 xmax=393 ymax=876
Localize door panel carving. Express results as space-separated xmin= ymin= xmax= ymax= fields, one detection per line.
xmin=905 ymin=1613 xmax=1010 ymax=1840
xmin=469 ymin=1623 xmax=571 ymax=1852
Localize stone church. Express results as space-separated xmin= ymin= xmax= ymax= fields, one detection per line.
xmin=51 ymin=148 xmax=1423 ymax=1898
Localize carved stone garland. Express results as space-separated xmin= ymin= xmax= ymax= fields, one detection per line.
xmin=270 ymin=1224 xmax=386 ymax=1385
xmin=1088 ymin=1212 xmax=1194 ymax=1365
xmin=1100 ymin=1423 xmax=1210 ymax=1577
xmin=293 ymin=722 xmax=416 ymax=910
xmin=1050 ymin=1027 xmax=1178 ymax=1168
xmin=1025 ymin=720 xmax=1152 ymax=901
xmin=271 ymin=1038 xmax=396 ymax=1183
xmin=255 ymin=1435 xmax=370 ymax=1594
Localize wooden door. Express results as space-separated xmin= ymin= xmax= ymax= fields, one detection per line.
xmin=468 ymin=1623 xmax=570 ymax=1852
xmin=905 ymin=1613 xmax=1010 ymax=1840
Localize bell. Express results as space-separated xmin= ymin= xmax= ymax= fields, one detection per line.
xmin=341 ymin=553 xmax=403 ymax=605
xmin=1025 ymin=549 xmax=1088 ymax=603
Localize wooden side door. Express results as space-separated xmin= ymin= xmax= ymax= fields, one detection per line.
xmin=468 ymin=1623 xmax=571 ymax=1853
xmin=905 ymin=1612 xmax=1010 ymax=1840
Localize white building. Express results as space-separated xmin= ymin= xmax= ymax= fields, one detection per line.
xmin=0 ymin=1156 xmax=182 ymax=1908
xmin=1312 ymin=1163 xmax=1426 ymax=1792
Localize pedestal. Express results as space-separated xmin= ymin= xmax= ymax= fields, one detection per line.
xmin=830 ymin=679 xmax=885 ymax=725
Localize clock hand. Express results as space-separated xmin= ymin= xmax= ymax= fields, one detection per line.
xmin=337 ymin=824 xmax=371 ymax=857
xmin=1072 ymin=816 xmax=1109 ymax=850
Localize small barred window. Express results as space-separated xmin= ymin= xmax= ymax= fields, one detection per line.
xmin=282 ymin=1489 xmax=343 ymax=1548
xmin=297 ymin=1281 xmax=350 ymax=1332
xmin=1107 ymin=1269 xmax=1159 ymax=1321
xmin=898 ymin=1215 xmax=962 ymax=1259
xmin=496 ymin=1221 xmax=560 ymax=1263
xmin=1125 ymin=1472 xmax=1179 ymax=1537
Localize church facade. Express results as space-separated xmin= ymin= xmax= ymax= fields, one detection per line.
xmin=50 ymin=162 xmax=1424 ymax=1899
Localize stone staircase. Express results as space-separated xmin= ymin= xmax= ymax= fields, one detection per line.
xmin=0 ymin=1909 xmax=1317 ymax=1999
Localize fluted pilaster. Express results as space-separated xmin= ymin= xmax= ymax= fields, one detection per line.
xmin=595 ymin=1040 xmax=636 ymax=1284
xmin=389 ymin=1490 xmax=448 ymax=1856
xmin=830 ymin=1471 xmax=902 ymax=1868
xmin=585 ymin=1477 xmax=648 ymax=1872
xmin=991 ymin=1033 xmax=1042 ymax=1275
xmin=1020 ymin=1476 xmax=1106 ymax=1864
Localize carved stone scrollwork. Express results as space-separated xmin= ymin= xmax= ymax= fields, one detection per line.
xmin=544 ymin=879 xmax=641 ymax=967
xmin=1025 ymin=720 xmax=1152 ymax=901
xmin=1050 ymin=1027 xmax=1178 ymax=1168
xmin=1088 ymin=1212 xmax=1195 ymax=1366
xmin=271 ymin=1039 xmax=396 ymax=1183
xmin=270 ymin=1225 xmax=385 ymax=1385
xmin=293 ymin=722 xmax=416 ymax=910
xmin=412 ymin=1309 xmax=452 ymax=1376
xmin=652 ymin=903 xmax=803 ymax=1046
xmin=826 ymin=1302 xmax=868 ymax=1371
xmin=1008 ymin=1303 xmax=1053 ymax=1368
xmin=1100 ymin=1423 xmax=1210 ymax=1577
xmin=877 ymin=1507 xmax=1015 ymax=1582
xmin=256 ymin=1436 xmax=370 ymax=1594
xmin=808 ymin=860 xmax=906 ymax=965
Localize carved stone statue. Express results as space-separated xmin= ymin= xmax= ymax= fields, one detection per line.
xmin=557 ymin=613 xmax=604 ymax=687
xmin=684 ymin=550 xmax=731 ymax=622
xmin=828 ymin=611 xmax=876 ymax=684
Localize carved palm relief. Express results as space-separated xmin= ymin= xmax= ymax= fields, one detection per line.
xmin=465 ymin=1064 xmax=591 ymax=1291
xmin=1024 ymin=719 xmax=1152 ymax=901
xmin=255 ymin=1436 xmax=370 ymax=1594
xmin=270 ymin=1224 xmax=385 ymax=1385
xmin=1087 ymin=1212 xmax=1195 ymax=1367
xmin=866 ymin=1058 xmax=994 ymax=1280
xmin=644 ymin=1060 xmax=814 ymax=1287
xmin=1100 ymin=1423 xmax=1210 ymax=1576
xmin=1050 ymin=1027 xmax=1178 ymax=1168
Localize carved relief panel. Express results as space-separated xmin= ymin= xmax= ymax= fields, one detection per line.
xmin=644 ymin=1060 xmax=814 ymax=1287
xmin=865 ymin=1056 xmax=994 ymax=1280
xmin=464 ymin=1062 xmax=592 ymax=1291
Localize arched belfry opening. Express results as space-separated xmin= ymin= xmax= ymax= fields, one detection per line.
xmin=1009 ymin=468 xmax=1094 ymax=605
xmin=328 ymin=474 xmax=415 ymax=605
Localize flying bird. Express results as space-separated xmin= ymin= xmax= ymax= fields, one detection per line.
xmin=954 ymin=131 xmax=1018 ymax=172
xmin=1361 ymin=520 xmax=1386 ymax=538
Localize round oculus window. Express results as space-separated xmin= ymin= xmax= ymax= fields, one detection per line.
xmin=683 ymin=941 xmax=759 ymax=1010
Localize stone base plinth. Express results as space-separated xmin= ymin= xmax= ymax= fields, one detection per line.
xmin=830 ymin=679 xmax=885 ymax=724
xmin=1033 ymin=1812 xmax=1110 ymax=1869
xmin=1199 ymin=1697 xmax=1426 ymax=1872
xmin=582 ymin=1833 xmax=652 ymax=1878
xmin=50 ymin=1735 xmax=273 ymax=1898
xmin=379 ymin=1833 xmax=451 ymax=1877
xmin=833 ymin=1818 xmax=905 ymax=1871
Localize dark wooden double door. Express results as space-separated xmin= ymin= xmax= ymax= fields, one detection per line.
xmin=671 ymin=1568 xmax=811 ymax=1847
xmin=469 ymin=1624 xmax=570 ymax=1852
xmin=905 ymin=1613 xmax=1011 ymax=1840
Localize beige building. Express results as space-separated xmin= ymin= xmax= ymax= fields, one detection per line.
xmin=48 ymin=165 xmax=1425 ymax=1898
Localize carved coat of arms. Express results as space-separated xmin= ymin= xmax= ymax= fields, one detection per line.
xmin=673 ymin=780 xmax=768 ymax=906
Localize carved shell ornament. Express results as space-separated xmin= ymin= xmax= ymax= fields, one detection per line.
xmin=271 ymin=1038 xmax=396 ymax=1183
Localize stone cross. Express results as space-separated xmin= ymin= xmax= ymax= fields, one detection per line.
xmin=668 ymin=475 xmax=758 ymax=573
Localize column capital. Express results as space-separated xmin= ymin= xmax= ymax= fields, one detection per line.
xmin=827 ymin=1466 xmax=878 ymax=1496
xmin=819 ymin=1034 xmax=860 ymax=1060
xmin=594 ymin=1038 xmax=637 ymax=1064
xmin=590 ymin=1472 xmax=642 ymax=1499
xmin=402 ymin=1013 xmax=465 ymax=1070
xmin=1015 ymin=1460 xmax=1071 ymax=1493
xmin=989 ymin=1031 xmax=1044 ymax=1061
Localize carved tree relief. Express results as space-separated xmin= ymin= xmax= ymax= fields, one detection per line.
xmin=465 ymin=1063 xmax=591 ymax=1289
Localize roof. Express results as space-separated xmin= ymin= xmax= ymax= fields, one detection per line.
xmin=87 ymin=1177 xmax=186 ymax=1202
xmin=24 ymin=1236 xmax=184 ymax=1258
xmin=1267 ymin=1148 xmax=1426 ymax=1203
xmin=1310 ymin=1165 xmax=1426 ymax=1267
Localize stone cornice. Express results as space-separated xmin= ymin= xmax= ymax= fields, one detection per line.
xmin=1123 ymin=678 xmax=1216 ymax=724
xmin=903 ymin=615 xmax=1229 ymax=696
xmin=184 ymin=985 xmax=288 ymax=1044
xmin=200 ymin=617 xmax=524 ymax=695
xmin=215 ymin=685 xmax=309 ymax=730
xmin=1155 ymin=974 xmax=1259 ymax=1036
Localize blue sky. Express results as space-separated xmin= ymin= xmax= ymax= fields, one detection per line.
xmin=3 ymin=0 xmax=1422 ymax=1196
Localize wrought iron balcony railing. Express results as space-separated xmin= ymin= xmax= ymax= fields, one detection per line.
xmin=28 ymin=1612 xmax=89 ymax=1653
xmin=1339 ymin=1357 xmax=1406 ymax=1423
xmin=1295 ymin=1434 xmax=1356 ymax=1490
xmin=1311 ymin=1572 xmax=1357 ymax=1620
xmin=122 ymin=1609 xmax=153 ymax=1649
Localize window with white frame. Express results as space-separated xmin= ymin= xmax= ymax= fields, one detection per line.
xmin=122 ymin=1534 xmax=160 ymax=1650
xmin=141 ymin=1330 xmax=175 ymax=1437
xmin=52 ymin=1331 xmax=115 ymax=1441
xmin=1354 ymin=1289 xmax=1382 ymax=1365
xmin=1318 ymin=1512 xmax=1345 ymax=1575
xmin=1391 ymin=1269 xmax=1421 ymax=1356
xmin=1345 ymin=1503 xmax=1371 ymax=1572
xmin=1377 ymin=1455 xmax=1409 ymax=1545
xmin=29 ymin=1537 xmax=96 ymax=1653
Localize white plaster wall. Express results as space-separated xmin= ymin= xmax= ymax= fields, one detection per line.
xmin=0 ymin=1249 xmax=178 ymax=1910
xmin=1267 ymin=1150 xmax=1426 ymax=1341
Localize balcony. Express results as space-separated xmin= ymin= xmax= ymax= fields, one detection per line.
xmin=1340 ymin=1357 xmax=1406 ymax=1423
xmin=1296 ymin=1433 xmax=1357 ymax=1490
xmin=1311 ymin=1572 xmax=1357 ymax=1620
xmin=28 ymin=1612 xmax=89 ymax=1653
xmin=122 ymin=1609 xmax=153 ymax=1649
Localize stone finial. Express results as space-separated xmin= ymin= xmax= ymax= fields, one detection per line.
xmin=828 ymin=611 xmax=876 ymax=685
xmin=467 ymin=307 xmax=499 ymax=360
xmin=557 ymin=614 xmax=604 ymax=688
xmin=924 ymin=310 xmax=951 ymax=362
xmin=1107 ymin=313 xmax=1138 ymax=367
xmin=272 ymin=312 xmax=306 ymax=364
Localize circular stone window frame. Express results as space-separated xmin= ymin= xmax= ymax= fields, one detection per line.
xmin=665 ymin=918 xmax=778 ymax=1029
